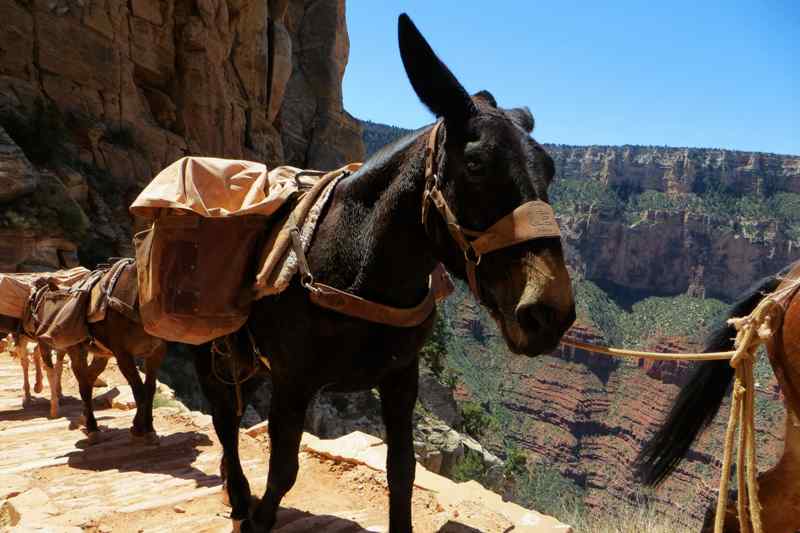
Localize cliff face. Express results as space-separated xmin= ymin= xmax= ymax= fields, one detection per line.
xmin=560 ymin=208 xmax=795 ymax=302
xmin=548 ymin=145 xmax=800 ymax=301
xmin=360 ymin=122 xmax=800 ymax=302
xmin=0 ymin=0 xmax=364 ymax=270
xmin=548 ymin=145 xmax=800 ymax=195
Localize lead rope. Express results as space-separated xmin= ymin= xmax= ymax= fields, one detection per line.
xmin=714 ymin=296 xmax=782 ymax=533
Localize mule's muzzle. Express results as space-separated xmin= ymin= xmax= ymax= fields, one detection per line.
xmin=512 ymin=301 xmax=576 ymax=355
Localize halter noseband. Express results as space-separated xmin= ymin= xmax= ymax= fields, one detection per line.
xmin=421 ymin=120 xmax=563 ymax=300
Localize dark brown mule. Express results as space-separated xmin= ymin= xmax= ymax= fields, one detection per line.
xmin=637 ymin=260 xmax=800 ymax=532
xmin=191 ymin=14 xmax=575 ymax=533
xmin=1 ymin=273 xmax=166 ymax=444
xmin=68 ymin=306 xmax=166 ymax=445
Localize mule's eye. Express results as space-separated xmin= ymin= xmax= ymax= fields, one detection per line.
xmin=464 ymin=152 xmax=484 ymax=173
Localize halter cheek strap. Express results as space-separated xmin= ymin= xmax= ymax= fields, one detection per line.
xmin=421 ymin=120 xmax=563 ymax=300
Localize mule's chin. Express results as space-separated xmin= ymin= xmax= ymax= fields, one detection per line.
xmin=497 ymin=318 xmax=562 ymax=357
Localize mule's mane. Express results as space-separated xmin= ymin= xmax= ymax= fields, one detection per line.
xmin=347 ymin=125 xmax=429 ymax=181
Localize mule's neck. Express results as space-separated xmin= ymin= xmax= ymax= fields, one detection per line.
xmin=309 ymin=128 xmax=439 ymax=309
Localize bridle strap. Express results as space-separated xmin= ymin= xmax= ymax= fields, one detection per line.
xmin=421 ymin=120 xmax=562 ymax=300
xmin=422 ymin=121 xmax=484 ymax=298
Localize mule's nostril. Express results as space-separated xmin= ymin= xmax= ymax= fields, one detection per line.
xmin=515 ymin=303 xmax=545 ymax=333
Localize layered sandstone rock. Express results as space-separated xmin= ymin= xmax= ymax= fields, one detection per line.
xmin=550 ymin=145 xmax=800 ymax=300
xmin=0 ymin=126 xmax=37 ymax=203
xmin=0 ymin=0 xmax=364 ymax=271
xmin=560 ymin=207 xmax=796 ymax=301
xmin=548 ymin=145 xmax=800 ymax=195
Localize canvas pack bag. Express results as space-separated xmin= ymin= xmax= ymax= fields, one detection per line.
xmin=22 ymin=271 xmax=103 ymax=350
xmin=133 ymin=214 xmax=265 ymax=344
xmin=130 ymin=157 xmax=327 ymax=345
xmin=0 ymin=267 xmax=91 ymax=319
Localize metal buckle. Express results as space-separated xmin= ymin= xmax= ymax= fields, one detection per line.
xmin=301 ymin=273 xmax=319 ymax=293
xmin=464 ymin=246 xmax=482 ymax=265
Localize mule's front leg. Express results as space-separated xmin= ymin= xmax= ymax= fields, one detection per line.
xmin=380 ymin=362 xmax=419 ymax=533
xmin=195 ymin=354 xmax=258 ymax=521
xmin=32 ymin=342 xmax=43 ymax=394
xmin=247 ymin=387 xmax=310 ymax=532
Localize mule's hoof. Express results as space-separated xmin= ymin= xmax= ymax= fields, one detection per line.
xmin=34 ymin=383 xmax=43 ymax=394
xmin=49 ymin=408 xmax=59 ymax=419
xmin=86 ymin=431 xmax=102 ymax=445
xmin=93 ymin=377 xmax=107 ymax=388
xmin=131 ymin=431 xmax=160 ymax=446
xmin=22 ymin=396 xmax=33 ymax=408
xmin=235 ymin=518 xmax=257 ymax=533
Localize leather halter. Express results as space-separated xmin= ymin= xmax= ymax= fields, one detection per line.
xmin=421 ymin=120 xmax=563 ymax=300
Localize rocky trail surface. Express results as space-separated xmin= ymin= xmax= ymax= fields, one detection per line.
xmin=0 ymin=351 xmax=570 ymax=533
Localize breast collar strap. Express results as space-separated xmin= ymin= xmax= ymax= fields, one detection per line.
xmin=289 ymin=167 xmax=451 ymax=328
xmin=421 ymin=120 xmax=563 ymax=300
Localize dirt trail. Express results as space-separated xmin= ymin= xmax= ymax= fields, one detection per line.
xmin=0 ymin=351 xmax=570 ymax=532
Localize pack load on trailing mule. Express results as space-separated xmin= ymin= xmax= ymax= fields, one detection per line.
xmin=0 ymin=267 xmax=91 ymax=320
xmin=130 ymin=156 xmax=361 ymax=345
xmin=1 ymin=259 xmax=139 ymax=352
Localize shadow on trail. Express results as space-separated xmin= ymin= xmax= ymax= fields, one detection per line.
xmin=270 ymin=507 xmax=372 ymax=531
xmin=264 ymin=508 xmax=502 ymax=532
xmin=437 ymin=522 xmax=485 ymax=532
xmin=64 ymin=425 xmax=219 ymax=488
xmin=0 ymin=394 xmax=83 ymax=422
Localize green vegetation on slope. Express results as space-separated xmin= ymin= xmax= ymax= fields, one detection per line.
xmin=360 ymin=120 xmax=413 ymax=156
xmin=574 ymin=278 xmax=727 ymax=348
xmin=550 ymin=177 xmax=800 ymax=243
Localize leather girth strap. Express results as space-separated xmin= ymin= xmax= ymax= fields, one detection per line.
xmin=421 ymin=120 xmax=562 ymax=300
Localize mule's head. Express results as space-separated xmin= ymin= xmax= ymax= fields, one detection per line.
xmin=399 ymin=14 xmax=575 ymax=355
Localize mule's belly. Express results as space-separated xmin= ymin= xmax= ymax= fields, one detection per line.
xmin=251 ymin=286 xmax=433 ymax=392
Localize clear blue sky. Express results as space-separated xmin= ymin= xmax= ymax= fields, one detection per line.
xmin=343 ymin=1 xmax=798 ymax=155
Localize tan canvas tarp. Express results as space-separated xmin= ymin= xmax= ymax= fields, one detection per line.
xmin=130 ymin=157 xmax=327 ymax=219
xmin=0 ymin=267 xmax=91 ymax=319
xmin=129 ymin=156 xmax=365 ymax=344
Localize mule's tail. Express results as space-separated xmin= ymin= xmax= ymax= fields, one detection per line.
xmin=635 ymin=273 xmax=783 ymax=486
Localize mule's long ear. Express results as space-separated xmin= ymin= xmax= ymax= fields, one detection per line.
xmin=506 ymin=107 xmax=535 ymax=133
xmin=398 ymin=14 xmax=477 ymax=126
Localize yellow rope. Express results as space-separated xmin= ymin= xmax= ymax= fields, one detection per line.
xmin=560 ymin=296 xmax=784 ymax=533
xmin=560 ymin=339 xmax=735 ymax=360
